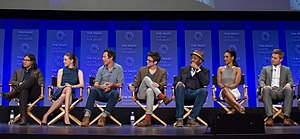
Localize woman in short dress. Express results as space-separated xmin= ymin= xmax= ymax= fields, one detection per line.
xmin=42 ymin=53 xmax=84 ymax=125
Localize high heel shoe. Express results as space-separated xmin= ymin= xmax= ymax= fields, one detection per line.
xmin=41 ymin=122 xmax=47 ymax=126
xmin=238 ymin=106 xmax=245 ymax=114
xmin=63 ymin=123 xmax=71 ymax=126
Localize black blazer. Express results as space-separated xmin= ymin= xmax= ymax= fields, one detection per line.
xmin=174 ymin=66 xmax=210 ymax=88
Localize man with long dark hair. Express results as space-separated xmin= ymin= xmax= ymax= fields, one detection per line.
xmin=1 ymin=53 xmax=44 ymax=125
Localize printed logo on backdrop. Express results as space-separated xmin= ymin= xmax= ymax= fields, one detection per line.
xmin=286 ymin=31 xmax=300 ymax=98
xmin=219 ymin=30 xmax=247 ymax=107
xmin=253 ymin=30 xmax=278 ymax=106
xmin=151 ymin=30 xmax=177 ymax=107
xmin=10 ymin=29 xmax=39 ymax=106
xmin=0 ymin=29 xmax=4 ymax=106
xmin=45 ymin=30 xmax=73 ymax=106
xmin=185 ymin=30 xmax=212 ymax=106
xmin=80 ymin=31 xmax=108 ymax=106
xmin=116 ymin=30 xmax=143 ymax=107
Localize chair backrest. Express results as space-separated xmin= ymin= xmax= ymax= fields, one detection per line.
xmin=212 ymin=74 xmax=245 ymax=86
xmin=52 ymin=76 xmax=57 ymax=87
xmin=89 ymin=76 xmax=96 ymax=86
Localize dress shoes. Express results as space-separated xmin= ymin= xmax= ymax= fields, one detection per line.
xmin=136 ymin=119 xmax=152 ymax=127
xmin=19 ymin=116 xmax=27 ymax=125
xmin=283 ymin=118 xmax=292 ymax=126
xmin=265 ymin=118 xmax=274 ymax=126
xmin=174 ymin=119 xmax=184 ymax=127
xmin=81 ymin=116 xmax=90 ymax=127
xmin=97 ymin=116 xmax=106 ymax=127
xmin=187 ymin=119 xmax=200 ymax=127
xmin=1 ymin=90 xmax=18 ymax=102
xmin=163 ymin=97 xmax=172 ymax=105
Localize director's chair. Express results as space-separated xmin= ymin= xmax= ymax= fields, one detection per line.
xmin=47 ymin=76 xmax=83 ymax=125
xmin=88 ymin=76 xmax=122 ymax=126
xmin=172 ymin=76 xmax=208 ymax=127
xmin=212 ymin=74 xmax=248 ymax=114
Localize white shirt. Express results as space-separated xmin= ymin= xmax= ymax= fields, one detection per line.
xmin=271 ymin=64 xmax=281 ymax=87
xmin=191 ymin=67 xmax=201 ymax=77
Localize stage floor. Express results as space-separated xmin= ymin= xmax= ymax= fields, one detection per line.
xmin=0 ymin=124 xmax=300 ymax=139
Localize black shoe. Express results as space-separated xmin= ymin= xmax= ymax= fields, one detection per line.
xmin=1 ymin=92 xmax=12 ymax=102
xmin=63 ymin=123 xmax=72 ymax=126
xmin=19 ymin=117 xmax=27 ymax=125
xmin=41 ymin=122 xmax=47 ymax=126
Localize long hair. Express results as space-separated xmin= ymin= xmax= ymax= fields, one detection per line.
xmin=225 ymin=49 xmax=239 ymax=67
xmin=23 ymin=53 xmax=38 ymax=70
xmin=65 ymin=52 xmax=78 ymax=70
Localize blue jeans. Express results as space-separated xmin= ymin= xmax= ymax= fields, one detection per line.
xmin=175 ymin=85 xmax=208 ymax=120
xmin=85 ymin=88 xmax=119 ymax=114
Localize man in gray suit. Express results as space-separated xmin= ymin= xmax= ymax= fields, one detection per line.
xmin=259 ymin=49 xmax=294 ymax=126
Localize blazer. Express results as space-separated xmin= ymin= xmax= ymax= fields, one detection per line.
xmin=259 ymin=65 xmax=294 ymax=88
xmin=174 ymin=66 xmax=210 ymax=88
xmin=9 ymin=68 xmax=44 ymax=87
xmin=131 ymin=66 xmax=166 ymax=90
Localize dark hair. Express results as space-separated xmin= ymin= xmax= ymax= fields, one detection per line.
xmin=23 ymin=53 xmax=38 ymax=69
xmin=148 ymin=51 xmax=161 ymax=64
xmin=272 ymin=49 xmax=284 ymax=59
xmin=225 ymin=49 xmax=239 ymax=67
xmin=104 ymin=49 xmax=116 ymax=61
xmin=65 ymin=52 xmax=78 ymax=70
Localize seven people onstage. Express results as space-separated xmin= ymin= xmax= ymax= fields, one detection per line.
xmin=1 ymin=48 xmax=299 ymax=127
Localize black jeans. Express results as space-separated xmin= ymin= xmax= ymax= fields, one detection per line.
xmin=15 ymin=77 xmax=40 ymax=117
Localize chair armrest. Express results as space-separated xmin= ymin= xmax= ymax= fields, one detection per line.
xmin=79 ymin=87 xmax=84 ymax=99
xmin=39 ymin=85 xmax=44 ymax=98
xmin=243 ymin=84 xmax=248 ymax=100
xmin=211 ymin=85 xmax=217 ymax=101
xmin=48 ymin=85 xmax=54 ymax=100
xmin=118 ymin=87 xmax=122 ymax=101
xmin=9 ymin=84 xmax=13 ymax=91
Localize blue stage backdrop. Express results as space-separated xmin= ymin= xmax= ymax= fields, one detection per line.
xmin=80 ymin=30 xmax=108 ymax=106
xmin=185 ymin=30 xmax=213 ymax=107
xmin=252 ymin=30 xmax=279 ymax=107
xmin=218 ymin=30 xmax=248 ymax=107
xmin=151 ymin=30 xmax=177 ymax=107
xmin=116 ymin=30 xmax=143 ymax=107
xmin=45 ymin=30 xmax=73 ymax=106
xmin=0 ymin=29 xmax=4 ymax=105
xmin=10 ymin=29 xmax=39 ymax=106
xmin=1 ymin=19 xmax=300 ymax=108
xmin=286 ymin=30 xmax=300 ymax=106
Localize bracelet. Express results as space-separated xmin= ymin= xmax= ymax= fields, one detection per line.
xmin=111 ymin=83 xmax=115 ymax=88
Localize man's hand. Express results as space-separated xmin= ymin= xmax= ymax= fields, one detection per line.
xmin=190 ymin=62 xmax=200 ymax=70
xmin=129 ymin=84 xmax=136 ymax=92
xmin=175 ymin=81 xmax=185 ymax=88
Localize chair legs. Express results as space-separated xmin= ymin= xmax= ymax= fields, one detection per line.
xmin=89 ymin=103 xmax=122 ymax=126
xmin=133 ymin=100 xmax=167 ymax=126
xmin=13 ymin=97 xmax=43 ymax=125
xmin=263 ymin=105 xmax=298 ymax=126
xmin=47 ymin=98 xmax=83 ymax=126
xmin=173 ymin=107 xmax=208 ymax=126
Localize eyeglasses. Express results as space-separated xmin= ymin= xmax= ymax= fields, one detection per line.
xmin=146 ymin=59 xmax=154 ymax=63
xmin=23 ymin=59 xmax=31 ymax=62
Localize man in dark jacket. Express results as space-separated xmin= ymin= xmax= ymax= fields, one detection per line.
xmin=174 ymin=50 xmax=210 ymax=127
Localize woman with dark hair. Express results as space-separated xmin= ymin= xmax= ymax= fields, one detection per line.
xmin=42 ymin=52 xmax=84 ymax=125
xmin=215 ymin=49 xmax=246 ymax=114
xmin=1 ymin=53 xmax=44 ymax=125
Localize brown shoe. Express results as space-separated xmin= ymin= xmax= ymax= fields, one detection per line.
xmin=265 ymin=118 xmax=274 ymax=126
xmin=174 ymin=119 xmax=184 ymax=127
xmin=97 ymin=116 xmax=106 ymax=126
xmin=136 ymin=119 xmax=151 ymax=127
xmin=283 ymin=118 xmax=292 ymax=126
xmin=163 ymin=96 xmax=172 ymax=105
xmin=81 ymin=116 xmax=90 ymax=127
xmin=187 ymin=119 xmax=200 ymax=127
